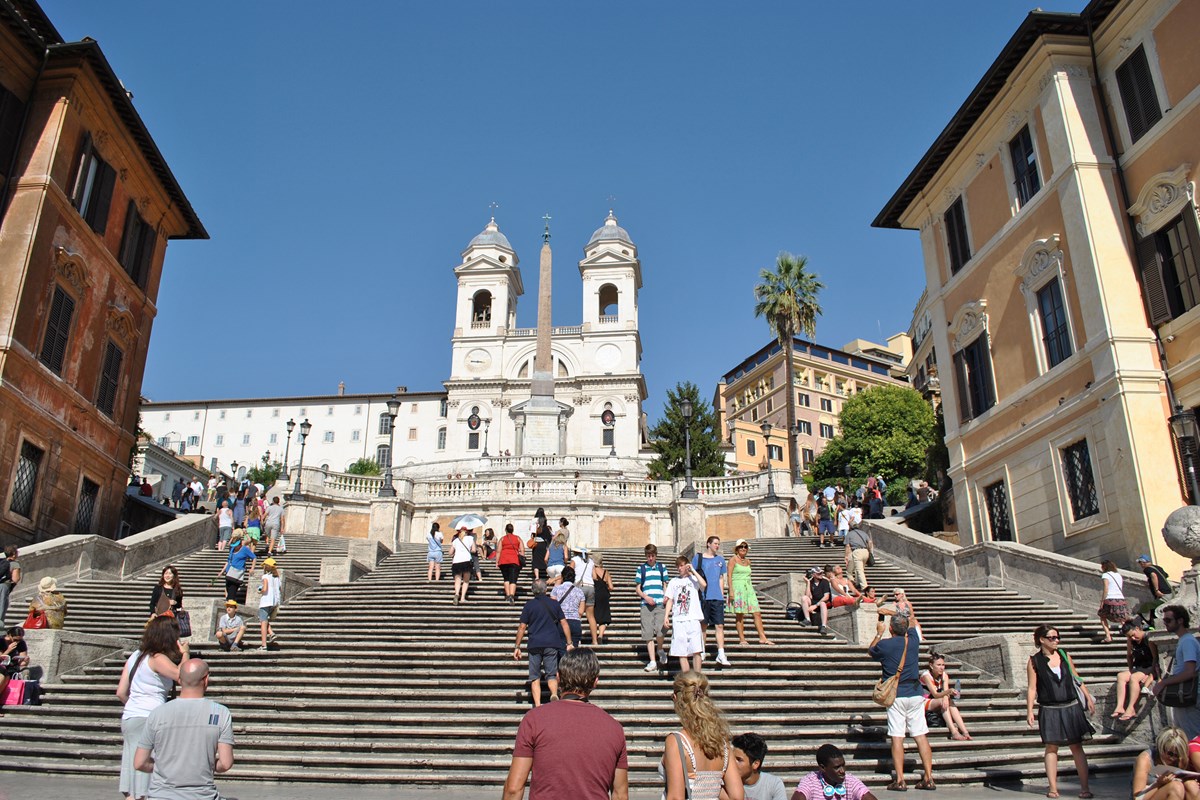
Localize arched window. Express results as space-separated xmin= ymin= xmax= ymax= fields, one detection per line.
xmin=376 ymin=444 xmax=391 ymax=468
xmin=598 ymin=283 xmax=619 ymax=319
xmin=472 ymin=290 xmax=492 ymax=324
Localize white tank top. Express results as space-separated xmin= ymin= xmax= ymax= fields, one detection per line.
xmin=218 ymin=507 xmax=233 ymax=527
xmin=121 ymin=650 xmax=172 ymax=719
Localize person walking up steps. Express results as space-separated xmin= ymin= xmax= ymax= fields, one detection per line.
xmin=591 ymin=552 xmax=615 ymax=644
xmin=498 ymin=523 xmax=525 ymax=604
xmin=512 ymin=579 xmax=573 ymax=708
xmin=694 ymin=536 xmax=731 ymax=667
xmin=450 ymin=525 xmax=476 ymax=605
xmin=426 ymin=522 xmax=444 ymax=582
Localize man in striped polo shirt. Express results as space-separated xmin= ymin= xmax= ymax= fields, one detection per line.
xmin=636 ymin=544 xmax=670 ymax=672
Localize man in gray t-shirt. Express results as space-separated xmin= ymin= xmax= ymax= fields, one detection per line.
xmin=136 ymin=659 xmax=234 ymax=800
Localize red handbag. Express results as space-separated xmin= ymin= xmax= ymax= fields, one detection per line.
xmin=22 ymin=609 xmax=47 ymax=630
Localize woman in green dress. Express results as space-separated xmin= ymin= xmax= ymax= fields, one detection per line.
xmin=725 ymin=539 xmax=774 ymax=646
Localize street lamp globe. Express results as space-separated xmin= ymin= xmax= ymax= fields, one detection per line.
xmin=299 ymin=418 xmax=313 ymax=439
xmin=286 ymin=418 xmax=296 ymax=435
xmin=681 ymin=398 xmax=693 ymax=420
xmin=387 ymin=395 xmax=401 ymax=420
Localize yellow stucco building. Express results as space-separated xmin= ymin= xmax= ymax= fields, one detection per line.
xmin=876 ymin=0 xmax=1200 ymax=571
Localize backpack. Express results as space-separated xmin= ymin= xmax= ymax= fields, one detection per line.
xmin=0 ymin=560 xmax=9 ymax=585
xmin=1148 ymin=565 xmax=1173 ymax=595
xmin=637 ymin=562 xmax=667 ymax=589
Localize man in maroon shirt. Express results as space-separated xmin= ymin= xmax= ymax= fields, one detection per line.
xmin=502 ymin=648 xmax=629 ymax=800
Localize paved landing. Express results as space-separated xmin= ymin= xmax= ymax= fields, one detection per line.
xmin=0 ymin=771 xmax=1131 ymax=799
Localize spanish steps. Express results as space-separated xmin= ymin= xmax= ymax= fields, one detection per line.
xmin=2 ymin=531 xmax=1144 ymax=789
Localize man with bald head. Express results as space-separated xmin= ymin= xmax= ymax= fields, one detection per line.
xmin=135 ymin=659 xmax=234 ymax=799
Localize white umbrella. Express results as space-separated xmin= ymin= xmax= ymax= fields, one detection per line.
xmin=451 ymin=513 xmax=487 ymax=530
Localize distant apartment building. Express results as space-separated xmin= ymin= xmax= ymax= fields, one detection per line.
xmin=874 ymin=0 xmax=1198 ymax=570
xmin=0 ymin=1 xmax=205 ymax=544
xmin=714 ymin=338 xmax=907 ymax=474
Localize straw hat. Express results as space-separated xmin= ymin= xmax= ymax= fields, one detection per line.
xmin=39 ymin=576 xmax=57 ymax=592
xmin=734 ymin=538 xmax=749 ymax=550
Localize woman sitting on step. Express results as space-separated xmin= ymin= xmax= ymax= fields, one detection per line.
xmin=920 ymin=652 xmax=970 ymax=740
xmin=1113 ymin=618 xmax=1159 ymax=721
xmin=1132 ymin=726 xmax=1199 ymax=800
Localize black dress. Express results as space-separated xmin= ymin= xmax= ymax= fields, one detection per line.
xmin=593 ymin=569 xmax=612 ymax=626
xmin=1031 ymin=650 xmax=1094 ymax=745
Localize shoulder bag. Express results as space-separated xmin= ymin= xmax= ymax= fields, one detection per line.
xmin=22 ymin=608 xmax=47 ymax=630
xmin=872 ymin=631 xmax=910 ymax=707
xmin=1162 ymin=643 xmax=1200 ymax=707
xmin=174 ymin=608 xmax=192 ymax=638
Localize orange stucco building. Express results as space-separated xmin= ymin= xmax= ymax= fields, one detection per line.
xmin=0 ymin=1 xmax=205 ymax=545
xmin=876 ymin=0 xmax=1199 ymax=571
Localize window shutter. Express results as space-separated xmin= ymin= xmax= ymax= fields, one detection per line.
xmin=136 ymin=224 xmax=157 ymax=288
xmin=40 ymin=286 xmax=74 ymax=374
xmin=96 ymin=340 xmax=123 ymax=417
xmin=70 ymin=133 xmax=93 ymax=207
xmin=88 ymin=160 xmax=116 ymax=234
xmin=1136 ymin=234 xmax=1172 ymax=325
xmin=1116 ymin=46 xmax=1162 ymax=144
xmin=119 ymin=200 xmax=139 ymax=270
xmin=0 ymin=86 xmax=25 ymax=181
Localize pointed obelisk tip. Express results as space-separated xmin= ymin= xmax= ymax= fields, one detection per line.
xmin=542 ymin=212 xmax=552 ymax=243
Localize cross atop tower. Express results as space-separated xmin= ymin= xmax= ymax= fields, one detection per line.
xmin=542 ymin=213 xmax=552 ymax=242
xmin=489 ymin=201 xmax=500 ymax=222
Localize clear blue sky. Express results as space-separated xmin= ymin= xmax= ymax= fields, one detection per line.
xmin=45 ymin=1 xmax=1086 ymax=420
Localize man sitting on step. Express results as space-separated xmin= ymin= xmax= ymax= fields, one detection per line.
xmin=215 ymin=601 xmax=247 ymax=651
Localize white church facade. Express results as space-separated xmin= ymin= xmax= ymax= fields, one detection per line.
xmin=139 ymin=212 xmax=649 ymax=479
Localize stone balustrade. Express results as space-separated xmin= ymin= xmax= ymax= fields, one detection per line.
xmin=510 ymin=325 xmax=584 ymax=337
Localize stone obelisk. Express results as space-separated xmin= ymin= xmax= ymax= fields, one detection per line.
xmin=513 ymin=214 xmax=567 ymax=455
xmin=531 ymin=216 xmax=554 ymax=394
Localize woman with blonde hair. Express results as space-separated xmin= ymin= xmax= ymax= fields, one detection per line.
xmin=659 ymin=671 xmax=743 ymax=800
xmin=256 ymin=557 xmax=282 ymax=651
xmin=1132 ymin=726 xmax=1198 ymax=800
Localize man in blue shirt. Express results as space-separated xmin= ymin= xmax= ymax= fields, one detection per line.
xmin=694 ymin=536 xmax=731 ymax=667
xmin=513 ymin=579 xmax=573 ymax=707
xmin=1152 ymin=604 xmax=1200 ymax=737
xmin=868 ymin=615 xmax=934 ymax=791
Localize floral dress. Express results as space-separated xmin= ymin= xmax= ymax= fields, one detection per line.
xmin=725 ymin=560 xmax=761 ymax=615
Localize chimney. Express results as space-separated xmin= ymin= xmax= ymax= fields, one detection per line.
xmin=337 ymin=381 xmax=345 ymax=396
xmin=395 ymin=385 xmax=407 ymax=394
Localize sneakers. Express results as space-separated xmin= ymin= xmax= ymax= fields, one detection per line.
xmin=715 ymin=652 xmax=732 ymax=667
xmin=658 ymin=652 xmax=669 ymax=665
xmin=818 ymin=625 xmax=828 ymax=635
xmin=644 ymin=662 xmax=658 ymax=673
xmin=256 ymin=645 xmax=268 ymax=651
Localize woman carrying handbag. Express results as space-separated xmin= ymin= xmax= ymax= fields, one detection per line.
xmin=1026 ymin=624 xmax=1094 ymax=799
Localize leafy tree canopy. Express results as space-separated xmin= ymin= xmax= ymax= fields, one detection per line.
xmin=346 ymin=458 xmax=382 ymax=476
xmin=246 ymin=458 xmax=284 ymax=488
xmin=647 ymin=382 xmax=726 ymax=480
xmin=810 ymin=385 xmax=936 ymax=491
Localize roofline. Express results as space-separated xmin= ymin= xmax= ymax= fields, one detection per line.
xmin=721 ymin=337 xmax=898 ymax=383
xmin=142 ymin=390 xmax=448 ymax=408
xmin=48 ymin=41 xmax=207 ymax=240
xmin=872 ymin=1 xmax=1120 ymax=230
xmin=2 ymin=0 xmax=62 ymax=50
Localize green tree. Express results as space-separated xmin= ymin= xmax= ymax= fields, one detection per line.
xmin=810 ymin=385 xmax=936 ymax=491
xmin=754 ymin=252 xmax=823 ymax=482
xmin=647 ymin=382 xmax=726 ymax=480
xmin=246 ymin=453 xmax=284 ymax=487
xmin=346 ymin=458 xmax=382 ymax=476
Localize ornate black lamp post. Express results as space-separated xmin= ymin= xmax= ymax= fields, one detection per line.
xmin=680 ymin=398 xmax=697 ymax=499
xmin=289 ymin=419 xmax=312 ymax=499
xmin=1170 ymin=405 xmax=1200 ymax=504
xmin=281 ymin=418 xmax=296 ymax=481
xmin=482 ymin=418 xmax=491 ymax=458
xmin=379 ymin=396 xmax=400 ymax=497
xmin=230 ymin=461 xmax=239 ymax=482
xmin=761 ymin=420 xmax=778 ymax=502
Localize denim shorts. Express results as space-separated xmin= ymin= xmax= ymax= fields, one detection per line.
xmin=528 ymin=647 xmax=560 ymax=681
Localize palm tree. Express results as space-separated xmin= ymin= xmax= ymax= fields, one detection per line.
xmin=754 ymin=252 xmax=824 ymax=482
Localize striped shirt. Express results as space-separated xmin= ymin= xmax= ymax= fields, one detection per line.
xmin=636 ymin=561 xmax=668 ymax=607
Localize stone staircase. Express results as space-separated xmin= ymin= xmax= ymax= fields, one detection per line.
xmin=0 ymin=534 xmax=1142 ymax=788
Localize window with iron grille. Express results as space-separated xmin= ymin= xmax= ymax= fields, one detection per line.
xmin=9 ymin=440 xmax=43 ymax=518
xmin=74 ymin=478 xmax=100 ymax=533
xmin=1037 ymin=278 xmax=1073 ymax=368
xmin=747 ymin=440 xmax=756 ymax=457
xmin=819 ymin=423 xmax=834 ymax=439
xmin=376 ymin=444 xmax=391 ymax=468
xmin=953 ymin=336 xmax=996 ymax=422
xmin=118 ymin=201 xmax=157 ymax=289
xmin=40 ymin=285 xmax=74 ymax=375
xmin=984 ymin=480 xmax=1013 ymax=541
xmin=379 ymin=413 xmax=392 ymax=435
xmin=71 ymin=134 xmax=116 ymax=234
xmin=95 ymin=340 xmax=123 ymax=417
xmin=945 ymin=197 xmax=971 ymax=274
xmin=1009 ymin=125 xmax=1041 ymax=207
xmin=1116 ymin=45 xmax=1162 ymax=144
xmin=467 ymin=432 xmax=480 ymax=450
xmin=602 ymin=428 xmax=614 ymax=447
xmin=1061 ymin=439 xmax=1100 ymax=521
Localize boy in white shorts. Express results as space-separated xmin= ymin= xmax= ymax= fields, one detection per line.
xmin=664 ymin=554 xmax=707 ymax=673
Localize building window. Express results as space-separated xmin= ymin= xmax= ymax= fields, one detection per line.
xmin=157 ymin=436 xmax=170 ymax=448
xmin=164 ymin=412 xmax=171 ymax=422
xmin=820 ymin=398 xmax=833 ymax=412
xmin=0 ymin=85 xmax=25 ymax=189
xmin=468 ymin=432 xmax=480 ymax=450
xmin=602 ymin=427 xmax=615 ymax=447
xmin=746 ymin=440 xmax=757 ymax=457
xmin=323 ymin=431 xmax=335 ymax=443
xmin=802 ymin=448 xmax=815 ymax=468
xmin=1140 ymin=212 xmax=1200 ymax=324
xmin=299 ymin=407 xmax=307 ymax=416
xmin=1009 ymin=125 xmax=1041 ymax=207
xmin=354 ymin=405 xmax=362 ymax=416
xmin=193 ymin=411 xmax=199 ymax=421
xmin=376 ymin=444 xmax=391 ymax=468
xmin=245 ymin=409 xmax=252 ymax=418
xmin=411 ymin=403 xmax=418 ymax=413
xmin=1061 ymin=439 xmax=1100 ymax=521
xmin=1116 ymin=45 xmax=1162 ymax=145
xmin=751 ymin=407 xmax=759 ymax=422
xmin=9 ymin=440 xmax=44 ymax=518
xmin=187 ymin=435 xmax=200 ymax=447
xmin=118 ymin=201 xmax=156 ymax=289
xmin=215 ymin=435 xmax=224 ymax=446
xmin=219 ymin=410 xmax=226 ymax=420
xmin=766 ymin=398 xmax=773 ymax=413
xmin=327 ymin=406 xmax=334 ymax=416
xmin=1037 ymin=278 xmax=1073 ymax=368
xmin=94 ymin=340 xmax=124 ymax=418
xmin=408 ymin=428 xmax=417 ymax=441
xmin=74 ymin=478 xmax=100 ymax=534
xmin=39 ymin=285 xmax=75 ymax=375
xmin=984 ymin=480 xmax=1013 ymax=541
xmin=953 ymin=336 xmax=996 ymax=422
xmin=242 ymin=434 xmax=251 ymax=445
xmin=351 ymin=430 xmax=360 ymax=442
xmin=71 ymin=134 xmax=116 ymax=234
xmin=945 ymin=196 xmax=971 ymax=274
xmin=379 ymin=413 xmax=392 ymax=435
xmin=767 ymin=444 xmax=783 ymax=461
xmin=272 ymin=408 xmax=280 ymax=418
xmin=797 ymin=420 xmax=812 ymax=435
xmin=209 ymin=458 xmax=217 ymax=472
xmin=797 ymin=392 xmax=810 ymax=408
xmin=437 ymin=428 xmax=447 ymax=449
xmin=439 ymin=399 xmax=448 ymax=418
xmin=819 ymin=423 xmax=834 ymax=439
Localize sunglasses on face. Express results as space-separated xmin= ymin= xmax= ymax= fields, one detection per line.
xmin=1043 ymin=635 xmax=1060 ymax=641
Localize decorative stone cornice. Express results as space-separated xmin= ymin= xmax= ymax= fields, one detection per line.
xmin=1014 ymin=234 xmax=1063 ymax=294
xmin=53 ymin=246 xmax=91 ymax=295
xmin=1129 ymin=164 xmax=1194 ymax=238
xmin=106 ymin=304 xmax=138 ymax=346
xmin=950 ymin=299 xmax=989 ymax=352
